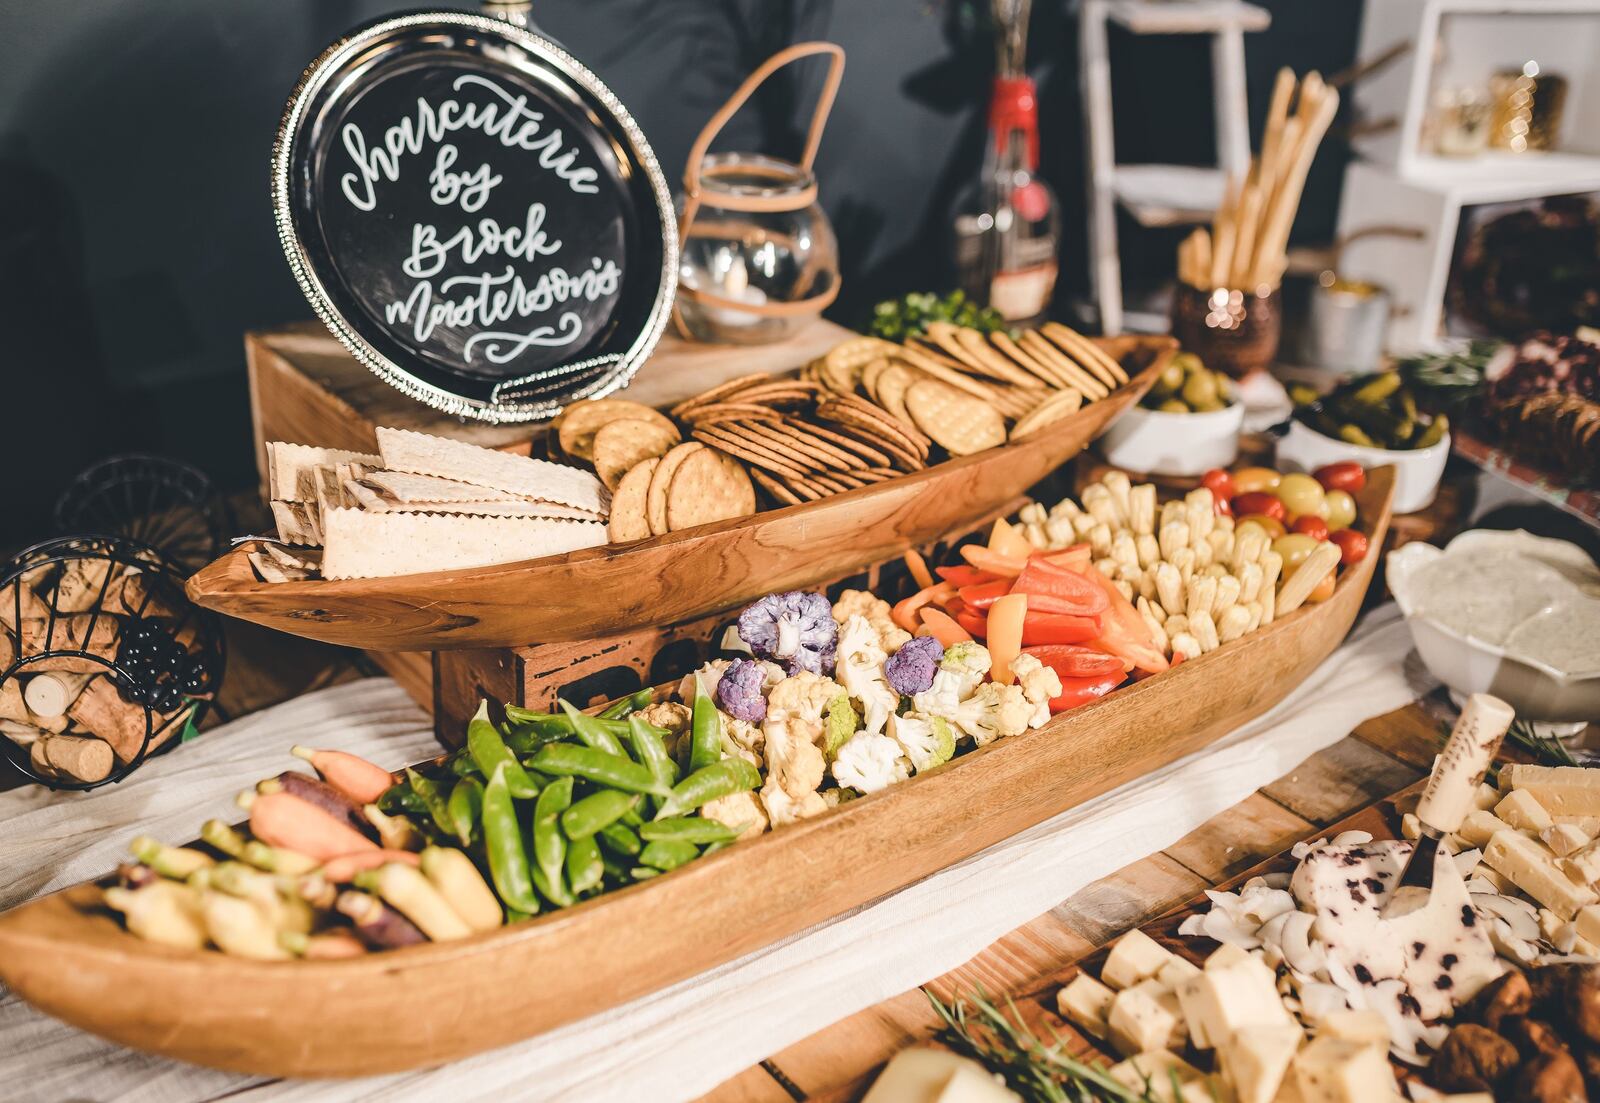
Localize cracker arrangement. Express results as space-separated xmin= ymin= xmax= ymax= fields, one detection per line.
xmin=251 ymin=430 xmax=610 ymax=582
xmin=560 ymin=320 xmax=1130 ymax=526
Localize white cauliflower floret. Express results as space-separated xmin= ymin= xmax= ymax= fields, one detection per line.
xmin=700 ymin=790 xmax=769 ymax=839
xmin=721 ymin=716 xmax=765 ymax=769
xmin=637 ymin=700 xmax=691 ymax=735
xmin=922 ymin=682 xmax=1033 ymax=747
xmin=762 ymin=786 xmax=828 ymax=827
xmin=833 ymin=589 xmax=912 ymax=652
xmin=938 ymin=642 xmax=992 ymax=698
xmin=1008 ymin=653 xmax=1062 ymax=729
xmin=767 ymin=671 xmax=845 ymax=727
xmin=677 ymin=659 xmax=730 ymax=703
xmin=888 ymin=711 xmax=956 ymax=773
xmin=835 ymin=614 xmax=899 ymax=738
xmin=831 ymin=731 xmax=911 ymax=794
xmin=759 ymin=710 xmax=828 ymax=827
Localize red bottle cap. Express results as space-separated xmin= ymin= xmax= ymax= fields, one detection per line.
xmin=989 ymin=76 xmax=1040 ymax=168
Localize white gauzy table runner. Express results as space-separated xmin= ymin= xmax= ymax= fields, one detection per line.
xmin=0 ymin=606 xmax=1434 ymax=1103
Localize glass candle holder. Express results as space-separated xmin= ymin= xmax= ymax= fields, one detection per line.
xmin=1170 ymin=284 xmax=1282 ymax=379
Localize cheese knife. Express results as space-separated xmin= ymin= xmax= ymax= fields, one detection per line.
xmin=1385 ymin=692 xmax=1515 ymax=917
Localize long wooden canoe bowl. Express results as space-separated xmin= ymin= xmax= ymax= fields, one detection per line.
xmin=185 ymin=336 xmax=1177 ymax=651
xmin=0 ymin=469 xmax=1394 ymax=1077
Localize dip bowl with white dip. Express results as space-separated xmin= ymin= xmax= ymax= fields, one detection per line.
xmin=1388 ymin=529 xmax=1600 ymax=723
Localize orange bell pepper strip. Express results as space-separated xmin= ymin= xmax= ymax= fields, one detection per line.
xmin=891 ymin=582 xmax=955 ymax=634
xmin=986 ymin=593 xmax=1028 ymax=685
xmin=917 ymin=607 xmax=972 ymax=648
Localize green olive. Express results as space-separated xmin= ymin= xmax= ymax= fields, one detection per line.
xmin=1155 ymin=360 xmax=1185 ymax=395
xmin=1190 ymin=397 xmax=1226 ymax=413
xmin=1157 ymin=398 xmax=1191 ymax=414
xmin=1181 ymin=370 xmax=1219 ymax=409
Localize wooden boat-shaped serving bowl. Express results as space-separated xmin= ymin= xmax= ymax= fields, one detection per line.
xmin=186 ymin=336 xmax=1175 ymax=651
xmin=0 ymin=469 xmax=1395 ymax=1077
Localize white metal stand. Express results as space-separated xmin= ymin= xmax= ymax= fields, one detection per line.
xmin=1079 ymin=0 xmax=1271 ymax=333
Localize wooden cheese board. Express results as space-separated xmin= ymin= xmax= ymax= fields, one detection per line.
xmin=184 ymin=336 xmax=1176 ymax=652
xmin=0 ymin=468 xmax=1393 ymax=1077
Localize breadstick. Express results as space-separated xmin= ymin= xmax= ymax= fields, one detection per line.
xmin=1251 ymin=86 xmax=1338 ymax=288
xmin=1229 ymin=182 xmax=1262 ymax=289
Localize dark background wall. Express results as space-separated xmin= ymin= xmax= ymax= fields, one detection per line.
xmin=0 ymin=0 xmax=1360 ymax=550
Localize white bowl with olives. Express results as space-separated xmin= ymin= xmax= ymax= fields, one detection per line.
xmin=1098 ymin=352 xmax=1244 ymax=476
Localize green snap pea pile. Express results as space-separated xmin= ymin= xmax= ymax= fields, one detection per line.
xmin=376 ymin=692 xmax=759 ymax=914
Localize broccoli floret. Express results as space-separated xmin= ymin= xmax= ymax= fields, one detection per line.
xmin=738 ymin=591 xmax=837 ymax=675
xmin=715 ymin=658 xmax=769 ymax=723
xmin=884 ymin=636 xmax=943 ymax=696
xmin=824 ymin=694 xmax=859 ymax=759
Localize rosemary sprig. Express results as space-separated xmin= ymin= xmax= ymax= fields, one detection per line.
xmin=1505 ymin=718 xmax=1584 ymax=767
xmin=923 ymin=987 xmax=1169 ymax=1103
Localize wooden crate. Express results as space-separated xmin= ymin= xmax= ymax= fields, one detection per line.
xmin=243 ymin=320 xmax=855 ymax=724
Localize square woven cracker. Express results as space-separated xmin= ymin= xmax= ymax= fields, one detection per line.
xmin=321 ymin=509 xmax=606 ymax=579
xmin=376 ymin=427 xmax=609 ymax=515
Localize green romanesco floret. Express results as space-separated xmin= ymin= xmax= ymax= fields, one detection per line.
xmin=824 ymin=694 xmax=859 ymax=759
xmin=889 ymin=712 xmax=956 ymax=773
xmin=939 ymin=642 xmax=992 ymax=697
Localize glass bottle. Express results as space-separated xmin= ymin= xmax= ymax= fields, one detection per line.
xmin=953 ymin=0 xmax=1061 ymax=325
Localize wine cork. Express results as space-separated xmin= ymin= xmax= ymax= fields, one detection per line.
xmin=1416 ymin=693 xmax=1516 ymax=835
xmin=22 ymin=672 xmax=91 ymax=719
xmin=67 ymin=676 xmax=150 ymax=762
xmin=38 ymin=733 xmax=115 ymax=783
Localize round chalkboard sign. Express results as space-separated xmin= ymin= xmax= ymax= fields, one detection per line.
xmin=273 ymin=11 xmax=677 ymax=423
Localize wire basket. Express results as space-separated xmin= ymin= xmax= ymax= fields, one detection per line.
xmin=53 ymin=454 xmax=235 ymax=574
xmin=0 ymin=534 xmax=226 ymax=790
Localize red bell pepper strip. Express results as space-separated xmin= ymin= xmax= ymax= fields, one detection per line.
xmin=960 ymin=545 xmax=1027 ymax=577
xmin=958 ymin=578 xmax=1014 ymax=611
xmin=892 ymin=582 xmax=955 ymax=634
xmin=1011 ymin=558 xmax=1109 ymax=617
xmin=1048 ymin=670 xmax=1126 ymax=713
xmin=935 ymin=565 xmax=997 ymax=587
xmin=1080 ymin=569 xmax=1169 ymax=675
xmin=1022 ymin=644 xmax=1126 ymax=680
xmin=1019 ymin=610 xmax=1102 ymax=645
xmin=951 ymin=606 xmax=989 ymax=638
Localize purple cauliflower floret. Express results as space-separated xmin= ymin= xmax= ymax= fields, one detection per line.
xmin=738 ymin=591 xmax=837 ymax=675
xmin=884 ymin=635 xmax=943 ymax=696
xmin=715 ymin=658 xmax=769 ymax=723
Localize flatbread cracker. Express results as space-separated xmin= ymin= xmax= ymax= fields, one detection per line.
xmin=896 ymin=345 xmax=997 ymax=402
xmin=647 ymin=443 xmax=703 ymax=536
xmin=750 ymin=468 xmax=803 ymax=506
xmin=376 ymin=427 xmax=608 ymax=515
xmin=670 ymin=373 xmax=771 ymax=418
xmin=821 ymin=336 xmax=897 ymax=394
xmin=270 ymin=501 xmax=322 ymax=546
xmin=362 ymin=470 xmax=524 ymax=504
xmin=873 ymin=363 xmax=916 ymax=423
xmin=1018 ymin=331 xmax=1109 ymax=400
xmin=266 ymin=442 xmax=381 ymax=502
xmin=556 ymin=399 xmax=676 ymax=461
xmin=691 ymin=425 xmax=811 ymax=479
xmin=904 ymin=380 xmax=1007 ymax=456
xmin=592 ymin=417 xmax=681 ymax=491
xmin=1010 ymin=388 xmax=1085 ymax=438
xmin=607 ymin=457 xmax=658 ymax=543
xmin=320 ymin=509 xmax=606 ymax=579
xmin=1041 ymin=323 xmax=1129 ymax=387
xmin=665 ymin=448 xmax=756 ymax=531
xmin=989 ymin=331 xmax=1067 ymax=389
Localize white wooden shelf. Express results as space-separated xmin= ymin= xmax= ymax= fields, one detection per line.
xmin=1403 ymin=151 xmax=1600 ymax=202
xmin=1112 ymin=164 xmax=1227 ymax=227
xmin=1105 ymin=1 xmax=1269 ymax=35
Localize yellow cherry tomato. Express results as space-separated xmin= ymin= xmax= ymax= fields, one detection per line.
xmin=1231 ymin=466 xmax=1282 ymax=494
xmin=1238 ymin=514 xmax=1286 ymax=539
xmin=1305 ymin=569 xmax=1338 ymax=603
xmin=1323 ymin=489 xmax=1357 ymax=531
xmin=1271 ymin=533 xmax=1323 ymax=571
xmin=1274 ymin=473 xmax=1326 ymax=520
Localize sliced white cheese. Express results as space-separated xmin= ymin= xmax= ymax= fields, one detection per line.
xmin=1056 ymin=973 xmax=1114 ymax=1040
xmin=1219 ymin=1023 xmax=1301 ymax=1103
xmin=1291 ymin=1035 xmax=1399 ymax=1103
xmin=1458 ymin=809 xmax=1512 ymax=849
xmin=1484 ymin=828 xmax=1598 ymax=919
xmin=1101 ymin=928 xmax=1174 ymax=990
xmin=1108 ymin=979 xmax=1183 ymax=1056
xmin=1495 ymin=788 xmax=1553 ymax=832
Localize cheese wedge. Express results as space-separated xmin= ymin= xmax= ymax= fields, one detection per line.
xmin=1458 ymin=809 xmax=1512 ymax=849
xmin=1101 ymin=928 xmax=1173 ymax=990
xmin=1484 ymin=829 xmax=1599 ymax=919
xmin=1563 ymin=838 xmax=1600 ymax=885
xmin=1542 ymin=823 xmax=1591 ymax=858
xmin=1495 ymin=789 xmax=1553 ymax=831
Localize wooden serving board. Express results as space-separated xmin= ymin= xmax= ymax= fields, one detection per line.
xmin=0 ymin=470 xmax=1393 ymax=1077
xmin=189 ymin=336 xmax=1176 ymax=652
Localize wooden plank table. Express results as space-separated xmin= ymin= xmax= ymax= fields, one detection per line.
xmin=697 ymin=696 xmax=1455 ymax=1102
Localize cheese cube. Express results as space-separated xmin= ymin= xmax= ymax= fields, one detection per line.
xmin=1057 ymin=974 xmax=1114 ymax=1040
xmin=1158 ymin=955 xmax=1201 ymax=989
xmin=1484 ymin=829 xmax=1599 ymax=920
xmin=1496 ymin=789 xmax=1554 ymax=831
xmin=1317 ymin=1010 xmax=1388 ymax=1051
xmin=1175 ymin=957 xmax=1291 ymax=1051
xmin=1575 ymin=904 xmax=1600 ymax=946
xmin=1291 ymin=1036 xmax=1399 ymax=1102
xmin=1220 ymin=1024 xmax=1301 ymax=1103
xmin=1108 ymin=1051 xmax=1201 ymax=1103
xmin=1205 ymin=942 xmax=1252 ymax=972
xmin=861 ymin=1049 xmax=1020 ymax=1103
xmin=1538 ymin=908 xmax=1567 ymax=944
xmin=1458 ymin=810 xmax=1512 ymax=849
xmin=1102 ymin=928 xmax=1174 ymax=990
xmin=1472 ymin=782 xmax=1501 ymax=811
xmin=1515 ymin=784 xmax=1600 ymax=819
xmin=1542 ymin=823 xmax=1591 ymax=857
xmin=1108 ymin=980 xmax=1183 ymax=1056
xmin=934 ymin=1063 xmax=1022 ymax=1102
xmin=1563 ymin=838 xmax=1600 ymax=885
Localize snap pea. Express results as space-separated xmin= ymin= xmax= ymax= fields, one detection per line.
xmin=639 ymin=816 xmax=738 ymax=845
xmin=565 ymin=834 xmax=604 ymax=895
xmin=532 ymin=775 xmax=573 ymax=890
xmin=600 ymin=853 xmax=628 ymax=882
xmin=533 ymin=865 xmax=574 ymax=908
xmin=630 ymin=866 xmax=661 ymax=881
xmin=466 ymin=702 xmax=541 ymax=799
xmin=377 ymin=780 xmax=425 ymax=815
xmin=560 ymin=790 xmax=640 ymax=839
xmin=597 ymin=822 xmax=642 ymax=858
xmin=626 ymin=715 xmax=679 ymax=792
xmin=505 ymin=705 xmax=631 ymax=738
xmin=482 ymin=765 xmax=539 ymax=915
xmin=558 ymin=699 xmax=626 ymax=756
xmin=446 ymin=776 xmax=484 ymax=847
xmin=530 ymin=744 xmax=671 ymax=797
xmin=599 ymin=688 xmax=652 ymax=719
xmin=405 ymin=768 xmax=457 ymax=837
xmin=448 ymin=753 xmax=480 ymax=778
xmin=688 ymin=688 xmax=721 ymax=772
xmin=654 ymin=758 xmax=761 ymax=820
xmin=505 ymin=725 xmax=562 ymax=757
xmin=639 ymin=839 xmax=699 ymax=872
xmin=506 ymin=907 xmax=535 ymax=924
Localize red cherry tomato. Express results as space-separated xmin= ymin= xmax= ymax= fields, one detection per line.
xmin=1214 ymin=495 xmax=1234 ymax=518
xmin=1290 ymin=515 xmax=1330 ymax=541
xmin=1200 ymin=468 xmax=1236 ymax=502
xmin=1232 ymin=492 xmax=1286 ymax=522
xmin=1329 ymin=528 xmax=1369 ymax=566
xmin=1313 ymin=462 xmax=1366 ymax=494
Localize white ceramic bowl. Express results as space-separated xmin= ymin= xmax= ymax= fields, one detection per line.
xmin=1388 ymin=530 xmax=1600 ymax=723
xmin=1097 ymin=402 xmax=1244 ymax=477
xmin=1275 ymin=419 xmax=1449 ymax=514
